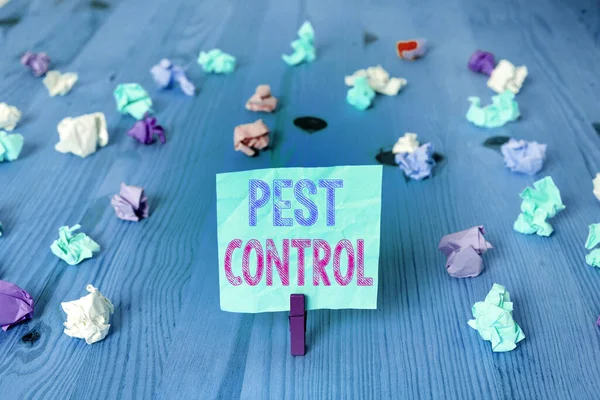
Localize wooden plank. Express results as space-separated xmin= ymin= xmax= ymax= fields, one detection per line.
xmin=1 ymin=0 xmax=600 ymax=398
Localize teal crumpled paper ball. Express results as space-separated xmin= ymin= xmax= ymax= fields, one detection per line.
xmin=0 ymin=131 xmax=24 ymax=162
xmin=584 ymin=223 xmax=600 ymax=268
xmin=197 ymin=49 xmax=236 ymax=74
xmin=513 ymin=176 xmax=565 ymax=236
xmin=114 ymin=83 xmax=153 ymax=120
xmin=467 ymin=283 xmax=525 ymax=352
xmin=466 ymin=90 xmax=520 ymax=128
xmin=50 ymin=224 xmax=100 ymax=265
xmin=347 ymin=76 xmax=376 ymax=111
xmin=282 ymin=21 xmax=316 ymax=66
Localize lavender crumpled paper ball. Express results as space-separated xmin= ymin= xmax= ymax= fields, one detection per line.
xmin=127 ymin=115 xmax=165 ymax=144
xmin=150 ymin=59 xmax=196 ymax=96
xmin=438 ymin=226 xmax=493 ymax=278
xmin=467 ymin=50 xmax=495 ymax=75
xmin=111 ymin=183 xmax=149 ymax=222
xmin=500 ymin=138 xmax=547 ymax=175
xmin=21 ymin=51 xmax=50 ymax=77
xmin=395 ymin=142 xmax=436 ymax=180
xmin=0 ymin=280 xmax=34 ymax=331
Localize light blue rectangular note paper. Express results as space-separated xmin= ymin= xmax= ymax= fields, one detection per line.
xmin=216 ymin=166 xmax=382 ymax=312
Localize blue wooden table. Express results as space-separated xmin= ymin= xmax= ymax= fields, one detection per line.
xmin=1 ymin=0 xmax=600 ymax=398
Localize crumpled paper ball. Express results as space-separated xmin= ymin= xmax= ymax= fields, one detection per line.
xmin=61 ymin=284 xmax=114 ymax=345
xmin=55 ymin=112 xmax=108 ymax=158
xmin=234 ymin=119 xmax=270 ymax=156
xmin=395 ymin=142 xmax=436 ymax=180
xmin=111 ymin=183 xmax=149 ymax=222
xmin=282 ymin=21 xmax=316 ymax=66
xmin=0 ymin=131 xmax=24 ymax=162
xmin=245 ymin=85 xmax=277 ymax=112
xmin=50 ymin=224 xmax=100 ymax=265
xmin=347 ymin=76 xmax=376 ymax=111
xmin=197 ymin=49 xmax=236 ymax=74
xmin=0 ymin=103 xmax=22 ymax=131
xmin=467 ymin=283 xmax=525 ymax=352
xmin=501 ymin=138 xmax=547 ymax=175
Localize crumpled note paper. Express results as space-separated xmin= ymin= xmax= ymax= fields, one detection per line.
xmin=234 ymin=119 xmax=269 ymax=156
xmin=21 ymin=51 xmax=50 ymax=77
xmin=468 ymin=50 xmax=495 ymax=75
xmin=0 ymin=131 xmax=24 ymax=162
xmin=438 ymin=226 xmax=493 ymax=278
xmin=468 ymin=283 xmax=525 ymax=352
xmin=50 ymin=225 xmax=100 ymax=265
xmin=114 ymin=83 xmax=153 ymax=120
xmin=514 ymin=176 xmax=565 ymax=237
xmin=245 ymin=85 xmax=277 ymax=112
xmin=347 ymin=76 xmax=376 ymax=111
xmin=396 ymin=39 xmax=427 ymax=60
xmin=587 ymin=224 xmax=600 ymax=250
xmin=197 ymin=49 xmax=236 ymax=74
xmin=55 ymin=112 xmax=108 ymax=158
xmin=0 ymin=103 xmax=21 ymax=131
xmin=216 ymin=165 xmax=382 ymax=312
xmin=466 ymin=90 xmax=520 ymax=128
xmin=150 ymin=58 xmax=195 ymax=96
xmin=589 ymin=250 xmax=600 ymax=268
xmin=487 ymin=59 xmax=528 ymax=94
xmin=43 ymin=70 xmax=78 ymax=96
xmin=0 ymin=280 xmax=34 ymax=331
xmin=61 ymin=284 xmax=114 ymax=345
xmin=111 ymin=182 xmax=149 ymax=222
xmin=345 ymin=65 xmax=407 ymax=96
xmin=127 ymin=115 xmax=165 ymax=144
xmin=501 ymin=138 xmax=547 ymax=175
xmin=282 ymin=21 xmax=316 ymax=66
xmin=395 ymin=142 xmax=436 ymax=180
xmin=392 ymin=133 xmax=419 ymax=154
xmin=584 ymin=223 xmax=600 ymax=268
xmin=593 ymin=173 xmax=600 ymax=202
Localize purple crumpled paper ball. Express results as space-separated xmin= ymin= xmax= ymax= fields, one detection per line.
xmin=468 ymin=50 xmax=495 ymax=75
xmin=438 ymin=226 xmax=493 ymax=278
xmin=500 ymin=138 xmax=547 ymax=175
xmin=395 ymin=143 xmax=436 ymax=180
xmin=150 ymin=58 xmax=196 ymax=96
xmin=0 ymin=280 xmax=34 ymax=331
xmin=111 ymin=182 xmax=149 ymax=222
xmin=127 ymin=115 xmax=166 ymax=144
xmin=21 ymin=51 xmax=51 ymax=77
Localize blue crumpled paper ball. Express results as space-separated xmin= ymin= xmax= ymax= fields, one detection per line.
xmin=395 ymin=142 xmax=436 ymax=180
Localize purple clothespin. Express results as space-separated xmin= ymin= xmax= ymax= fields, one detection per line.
xmin=127 ymin=114 xmax=166 ymax=144
xmin=21 ymin=51 xmax=50 ymax=77
xmin=289 ymin=294 xmax=306 ymax=356
xmin=468 ymin=50 xmax=495 ymax=75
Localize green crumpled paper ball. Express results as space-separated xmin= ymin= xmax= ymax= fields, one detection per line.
xmin=113 ymin=83 xmax=153 ymax=120
xmin=0 ymin=130 xmax=24 ymax=162
xmin=513 ymin=176 xmax=565 ymax=237
xmin=468 ymin=283 xmax=525 ymax=352
xmin=347 ymin=76 xmax=375 ymax=111
xmin=50 ymin=224 xmax=100 ymax=265
xmin=197 ymin=49 xmax=236 ymax=74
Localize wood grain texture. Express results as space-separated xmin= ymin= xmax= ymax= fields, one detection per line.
xmin=1 ymin=0 xmax=600 ymax=398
